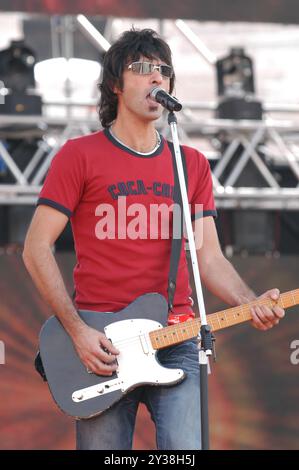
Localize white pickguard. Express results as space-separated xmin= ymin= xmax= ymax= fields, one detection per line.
xmin=106 ymin=318 xmax=185 ymax=392
xmin=72 ymin=318 xmax=185 ymax=403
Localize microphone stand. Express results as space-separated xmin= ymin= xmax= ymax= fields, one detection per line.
xmin=168 ymin=111 xmax=215 ymax=450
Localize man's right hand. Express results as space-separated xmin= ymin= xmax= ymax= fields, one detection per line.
xmin=72 ymin=325 xmax=120 ymax=376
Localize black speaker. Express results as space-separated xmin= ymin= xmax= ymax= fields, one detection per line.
xmin=232 ymin=210 xmax=275 ymax=253
xmin=0 ymin=92 xmax=42 ymax=115
xmin=0 ymin=206 xmax=9 ymax=245
xmin=216 ymin=96 xmax=263 ymax=120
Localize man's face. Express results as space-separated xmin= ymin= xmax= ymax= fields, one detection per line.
xmin=115 ymin=56 xmax=172 ymax=123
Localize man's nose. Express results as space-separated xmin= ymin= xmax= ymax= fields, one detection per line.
xmin=150 ymin=68 xmax=163 ymax=86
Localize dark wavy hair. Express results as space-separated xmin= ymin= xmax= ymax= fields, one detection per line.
xmin=98 ymin=28 xmax=175 ymax=128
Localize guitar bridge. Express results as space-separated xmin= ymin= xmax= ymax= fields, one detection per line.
xmin=72 ymin=378 xmax=122 ymax=402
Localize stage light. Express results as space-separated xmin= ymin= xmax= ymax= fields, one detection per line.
xmin=0 ymin=39 xmax=42 ymax=115
xmin=216 ymin=47 xmax=255 ymax=98
xmin=0 ymin=40 xmax=36 ymax=93
xmin=215 ymin=47 xmax=263 ymax=120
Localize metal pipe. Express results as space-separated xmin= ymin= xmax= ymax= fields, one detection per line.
xmin=76 ymin=15 xmax=111 ymax=52
xmin=175 ymin=20 xmax=216 ymax=66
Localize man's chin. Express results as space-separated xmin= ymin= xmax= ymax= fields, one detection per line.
xmin=145 ymin=107 xmax=163 ymax=120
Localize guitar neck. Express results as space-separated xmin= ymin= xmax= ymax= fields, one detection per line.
xmin=149 ymin=288 xmax=299 ymax=351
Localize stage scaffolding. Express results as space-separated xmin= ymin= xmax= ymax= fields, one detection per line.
xmin=0 ymin=105 xmax=299 ymax=210
xmin=1 ymin=17 xmax=299 ymax=210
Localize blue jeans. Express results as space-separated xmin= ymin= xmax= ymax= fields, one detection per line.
xmin=76 ymin=339 xmax=201 ymax=450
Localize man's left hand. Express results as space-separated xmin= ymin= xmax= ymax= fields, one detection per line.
xmin=250 ymin=288 xmax=285 ymax=331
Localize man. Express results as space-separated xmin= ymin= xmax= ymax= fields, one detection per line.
xmin=23 ymin=29 xmax=284 ymax=450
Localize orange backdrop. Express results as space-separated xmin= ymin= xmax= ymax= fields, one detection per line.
xmin=0 ymin=253 xmax=298 ymax=449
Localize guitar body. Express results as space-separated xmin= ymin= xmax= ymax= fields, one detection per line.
xmin=39 ymin=286 xmax=298 ymax=419
xmin=39 ymin=293 xmax=185 ymax=419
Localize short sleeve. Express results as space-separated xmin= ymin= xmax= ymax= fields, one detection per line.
xmin=183 ymin=146 xmax=217 ymax=221
xmin=37 ymin=139 xmax=86 ymax=218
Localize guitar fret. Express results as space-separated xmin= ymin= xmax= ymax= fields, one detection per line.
xmin=230 ymin=310 xmax=236 ymax=323
xmin=173 ymin=329 xmax=179 ymax=343
xmin=239 ymin=305 xmax=245 ymax=319
xmin=181 ymin=325 xmax=187 ymax=338
xmin=183 ymin=325 xmax=189 ymax=338
xmin=236 ymin=308 xmax=242 ymax=319
xmin=240 ymin=305 xmax=246 ymax=320
xmin=229 ymin=310 xmax=235 ymax=324
xmin=236 ymin=307 xmax=243 ymax=321
xmin=150 ymin=288 xmax=299 ymax=350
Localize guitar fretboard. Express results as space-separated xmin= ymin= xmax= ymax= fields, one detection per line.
xmin=149 ymin=289 xmax=299 ymax=350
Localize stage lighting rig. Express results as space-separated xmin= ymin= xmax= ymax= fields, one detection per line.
xmin=216 ymin=47 xmax=263 ymax=120
xmin=0 ymin=39 xmax=42 ymax=115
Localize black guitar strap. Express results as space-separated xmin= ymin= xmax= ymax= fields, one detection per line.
xmin=167 ymin=141 xmax=188 ymax=312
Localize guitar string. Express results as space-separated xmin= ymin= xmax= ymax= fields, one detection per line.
xmin=109 ymin=320 xmax=212 ymax=350
xmin=109 ymin=299 xmax=269 ymax=348
xmin=110 ymin=326 xmax=196 ymax=349
xmin=109 ymin=302 xmax=269 ymax=348
xmin=106 ymin=293 xmax=294 ymax=350
xmin=110 ymin=325 xmax=198 ymax=347
xmin=109 ymin=332 xmax=180 ymax=349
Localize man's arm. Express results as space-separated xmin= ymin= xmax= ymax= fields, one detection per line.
xmin=23 ymin=205 xmax=119 ymax=375
xmin=194 ymin=216 xmax=285 ymax=330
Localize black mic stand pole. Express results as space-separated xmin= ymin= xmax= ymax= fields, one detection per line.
xmin=168 ymin=111 xmax=215 ymax=450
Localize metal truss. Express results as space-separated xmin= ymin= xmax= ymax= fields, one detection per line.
xmin=1 ymin=110 xmax=299 ymax=209
xmin=162 ymin=113 xmax=299 ymax=209
xmin=1 ymin=17 xmax=299 ymax=209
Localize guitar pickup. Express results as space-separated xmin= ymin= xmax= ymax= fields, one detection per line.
xmin=139 ymin=333 xmax=150 ymax=355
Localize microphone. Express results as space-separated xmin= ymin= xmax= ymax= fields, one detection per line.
xmin=150 ymin=87 xmax=182 ymax=112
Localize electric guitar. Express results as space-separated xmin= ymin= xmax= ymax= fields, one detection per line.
xmin=39 ymin=289 xmax=299 ymax=419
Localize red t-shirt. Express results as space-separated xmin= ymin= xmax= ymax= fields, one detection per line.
xmin=38 ymin=129 xmax=217 ymax=317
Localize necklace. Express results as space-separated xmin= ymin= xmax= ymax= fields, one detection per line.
xmin=109 ymin=127 xmax=161 ymax=155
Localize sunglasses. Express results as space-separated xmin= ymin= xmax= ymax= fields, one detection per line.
xmin=127 ymin=61 xmax=173 ymax=79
